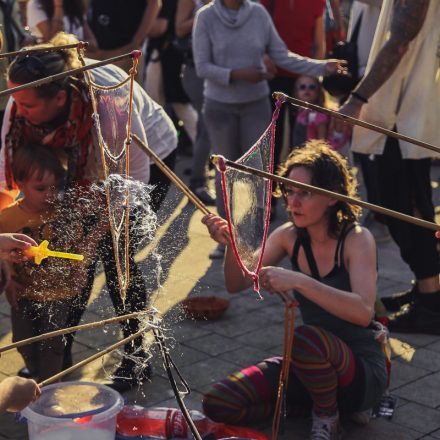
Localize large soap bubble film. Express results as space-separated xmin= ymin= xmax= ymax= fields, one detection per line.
xmin=92 ymin=82 xmax=131 ymax=169
xmin=82 ymin=57 xmax=138 ymax=302
xmin=219 ymin=98 xmax=284 ymax=292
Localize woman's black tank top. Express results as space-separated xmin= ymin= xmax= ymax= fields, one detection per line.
xmin=290 ymin=223 xmax=387 ymax=409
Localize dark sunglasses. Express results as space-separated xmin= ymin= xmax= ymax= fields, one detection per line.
xmin=297 ymin=83 xmax=318 ymax=91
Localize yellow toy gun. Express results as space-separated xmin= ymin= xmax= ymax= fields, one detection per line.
xmin=26 ymin=240 xmax=84 ymax=265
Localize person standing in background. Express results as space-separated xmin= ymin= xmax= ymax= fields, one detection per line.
xmin=340 ymin=0 xmax=440 ymax=334
xmin=144 ymin=0 xmax=199 ymax=190
xmin=346 ymin=0 xmax=388 ymax=243
xmin=193 ymin=0 xmax=346 ymax=258
xmin=175 ymin=0 xmax=215 ymax=205
xmin=87 ymin=0 xmax=161 ymax=75
xmin=260 ymin=0 xmax=326 ymax=218
xmin=325 ymin=0 xmax=346 ymax=55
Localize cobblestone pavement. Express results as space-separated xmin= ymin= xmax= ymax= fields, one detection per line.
xmin=1 ymin=160 xmax=440 ymax=439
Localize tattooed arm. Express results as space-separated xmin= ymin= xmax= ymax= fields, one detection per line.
xmin=339 ymin=0 xmax=430 ymax=118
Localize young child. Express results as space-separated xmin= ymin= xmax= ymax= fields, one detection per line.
xmin=0 ymin=144 xmax=105 ymax=383
xmin=292 ymin=75 xmax=350 ymax=153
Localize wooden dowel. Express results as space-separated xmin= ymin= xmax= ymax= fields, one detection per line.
xmin=0 ymin=310 xmax=153 ymax=355
xmin=0 ymin=42 xmax=88 ymax=60
xmin=133 ymin=134 xmax=211 ymax=215
xmin=274 ymin=92 xmax=440 ymax=155
xmin=211 ymin=155 xmax=439 ymax=232
xmin=0 ymin=51 xmax=139 ymax=98
xmin=38 ymin=321 xmax=158 ymax=387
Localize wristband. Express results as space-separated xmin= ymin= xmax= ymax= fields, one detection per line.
xmin=350 ymin=91 xmax=368 ymax=104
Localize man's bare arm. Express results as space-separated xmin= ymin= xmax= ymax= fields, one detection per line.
xmin=132 ymin=0 xmax=162 ymax=47
xmin=353 ymin=0 xmax=429 ymax=100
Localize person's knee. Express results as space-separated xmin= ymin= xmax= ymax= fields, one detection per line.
xmin=292 ymin=324 xmax=326 ymax=363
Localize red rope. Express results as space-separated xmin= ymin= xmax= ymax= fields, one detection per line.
xmin=272 ymin=299 xmax=298 ymax=440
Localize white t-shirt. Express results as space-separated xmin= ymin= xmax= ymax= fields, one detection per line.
xmin=347 ymin=1 xmax=381 ymax=78
xmin=27 ymin=0 xmax=85 ymax=40
xmin=352 ymin=0 xmax=440 ymax=159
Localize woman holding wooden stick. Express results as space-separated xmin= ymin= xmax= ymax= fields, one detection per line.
xmin=202 ymin=141 xmax=388 ymax=440
xmin=0 ymin=32 xmax=177 ymax=391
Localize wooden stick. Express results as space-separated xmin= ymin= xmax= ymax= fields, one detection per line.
xmin=38 ymin=321 xmax=157 ymax=387
xmin=0 ymin=42 xmax=88 ymax=60
xmin=211 ymin=155 xmax=440 ymax=232
xmin=0 ymin=51 xmax=139 ymax=98
xmin=274 ymin=92 xmax=440 ymax=155
xmin=133 ymin=134 xmax=211 ymax=215
xmin=0 ymin=310 xmax=154 ymax=355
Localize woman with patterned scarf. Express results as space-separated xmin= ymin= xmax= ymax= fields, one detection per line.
xmin=0 ymin=32 xmax=178 ymax=391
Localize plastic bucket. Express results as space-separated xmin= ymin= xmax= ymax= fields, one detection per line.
xmin=21 ymin=381 xmax=123 ymax=440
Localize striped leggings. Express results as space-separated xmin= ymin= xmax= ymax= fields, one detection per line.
xmin=203 ymin=325 xmax=362 ymax=423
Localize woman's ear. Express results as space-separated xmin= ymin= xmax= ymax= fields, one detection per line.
xmin=55 ymin=89 xmax=68 ymax=108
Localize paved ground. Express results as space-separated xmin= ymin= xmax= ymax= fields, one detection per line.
xmin=1 ymin=158 xmax=440 ymax=439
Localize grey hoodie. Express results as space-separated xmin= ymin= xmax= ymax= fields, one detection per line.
xmin=193 ymin=0 xmax=328 ymax=104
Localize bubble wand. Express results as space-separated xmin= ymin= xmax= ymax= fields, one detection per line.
xmin=25 ymin=240 xmax=84 ymax=265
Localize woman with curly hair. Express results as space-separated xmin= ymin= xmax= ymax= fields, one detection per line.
xmin=202 ymin=140 xmax=387 ymax=439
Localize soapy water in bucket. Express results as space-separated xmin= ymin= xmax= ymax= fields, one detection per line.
xmin=23 ymin=382 xmax=123 ymax=440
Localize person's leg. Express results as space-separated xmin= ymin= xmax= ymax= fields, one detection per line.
xmin=98 ymin=223 xmax=152 ymax=390
xmin=292 ymin=325 xmax=357 ymax=418
xmin=144 ymin=53 xmax=165 ymax=106
xmin=149 ymin=149 xmax=177 ymax=213
xmin=203 ymin=98 xmax=241 ymax=219
xmin=202 ymin=323 xmax=358 ymax=427
xmin=63 ymin=259 xmax=98 ymax=368
xmin=376 ymin=140 xmax=440 ymax=331
xmin=268 ymin=77 xmax=296 ymax=168
xmin=376 ymin=139 xmax=440 ymax=319
xmin=100 ymin=234 xmax=145 ymax=348
xmin=203 ymin=357 xmax=282 ymax=424
xmin=291 ymin=325 xmax=366 ymax=438
xmin=171 ymin=103 xmax=197 ymax=145
xmin=35 ymin=300 xmax=71 ymax=382
xmin=11 ymin=300 xmax=39 ymax=378
xmin=239 ymin=97 xmax=272 ymax=153
xmin=181 ymin=63 xmax=212 ymax=193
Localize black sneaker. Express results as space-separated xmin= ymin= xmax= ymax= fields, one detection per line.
xmin=381 ymin=284 xmax=417 ymax=312
xmin=388 ymin=302 xmax=440 ymax=335
xmin=108 ymin=357 xmax=152 ymax=392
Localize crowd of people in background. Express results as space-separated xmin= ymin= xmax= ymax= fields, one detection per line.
xmin=0 ymin=1 xmax=440 ymax=438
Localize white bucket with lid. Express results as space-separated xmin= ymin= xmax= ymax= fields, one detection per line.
xmin=21 ymin=381 xmax=123 ymax=440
